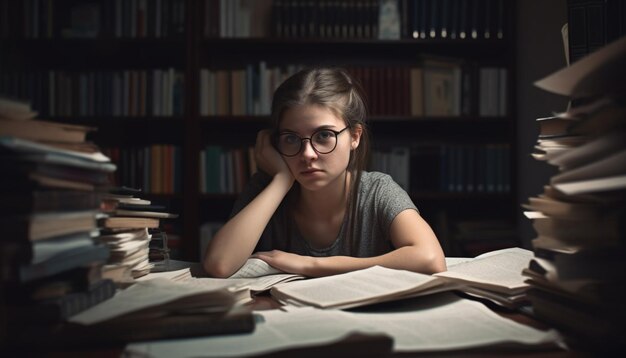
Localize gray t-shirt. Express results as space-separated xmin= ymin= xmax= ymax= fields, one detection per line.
xmin=230 ymin=171 xmax=418 ymax=258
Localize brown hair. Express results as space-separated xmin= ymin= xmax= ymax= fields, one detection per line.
xmin=270 ymin=67 xmax=370 ymax=251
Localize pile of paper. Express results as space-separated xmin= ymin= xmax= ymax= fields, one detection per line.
xmin=0 ymin=97 xmax=116 ymax=343
xmin=98 ymin=188 xmax=178 ymax=281
xmin=523 ymin=35 xmax=626 ymax=350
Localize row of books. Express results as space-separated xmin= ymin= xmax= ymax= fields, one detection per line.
xmin=399 ymin=0 xmax=505 ymax=40
xmin=102 ymin=145 xmax=183 ymax=195
xmin=0 ymin=0 xmax=186 ymax=39
xmin=566 ymin=0 xmax=626 ymax=63
xmin=523 ymin=36 xmax=626 ymax=351
xmin=440 ymin=144 xmax=510 ymax=193
xmin=198 ymin=142 xmax=510 ymax=195
xmin=375 ymin=143 xmax=511 ymax=194
xmin=448 ymin=219 xmax=518 ymax=257
xmin=200 ymin=61 xmax=507 ymax=117
xmin=199 ymin=63 xmax=301 ymax=117
xmin=199 ymin=145 xmax=257 ymax=194
xmin=0 ymin=69 xmax=185 ymax=118
xmin=205 ymin=0 xmax=506 ymax=40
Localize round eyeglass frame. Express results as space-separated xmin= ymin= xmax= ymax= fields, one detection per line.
xmin=274 ymin=126 xmax=351 ymax=157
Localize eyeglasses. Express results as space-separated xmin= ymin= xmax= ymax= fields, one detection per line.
xmin=275 ymin=126 xmax=350 ymax=157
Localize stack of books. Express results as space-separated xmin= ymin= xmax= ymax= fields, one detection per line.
xmin=0 ymin=97 xmax=116 ymax=344
xmin=522 ymin=35 xmax=626 ymax=350
xmin=98 ymin=187 xmax=178 ymax=282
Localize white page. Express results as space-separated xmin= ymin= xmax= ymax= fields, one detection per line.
xmin=125 ymin=307 xmax=365 ymax=358
xmin=554 ymin=174 xmax=626 ymax=195
xmin=346 ymin=293 xmax=563 ymax=352
xmin=229 ymin=258 xmax=284 ymax=278
xmin=186 ymin=274 xmax=305 ymax=293
xmin=135 ymin=268 xmax=192 ymax=282
xmin=434 ymin=248 xmax=533 ymax=293
xmin=445 ymin=257 xmax=472 ymax=268
xmin=124 ymin=294 xmax=563 ymax=357
xmin=533 ymin=35 xmax=626 ymax=97
xmin=69 ymin=278 xmax=236 ymax=325
xmin=551 ymin=149 xmax=626 ymax=184
xmin=242 ymin=274 xmax=306 ymax=292
xmin=270 ymin=266 xmax=444 ymax=309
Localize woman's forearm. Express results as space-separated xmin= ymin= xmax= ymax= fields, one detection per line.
xmin=203 ymin=173 xmax=294 ymax=277
xmin=306 ymin=246 xmax=446 ymax=277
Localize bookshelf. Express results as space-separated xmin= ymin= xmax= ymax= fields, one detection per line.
xmin=0 ymin=0 xmax=518 ymax=260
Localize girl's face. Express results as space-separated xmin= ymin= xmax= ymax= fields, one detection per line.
xmin=278 ymin=104 xmax=361 ymax=192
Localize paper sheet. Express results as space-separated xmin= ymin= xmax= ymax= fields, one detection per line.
xmin=435 ymin=248 xmax=533 ymax=293
xmin=229 ymin=258 xmax=284 ymax=278
xmin=69 ymin=278 xmax=236 ymax=325
xmin=270 ymin=265 xmax=444 ymax=309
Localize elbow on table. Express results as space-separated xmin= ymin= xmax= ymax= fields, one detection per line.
xmin=422 ymin=252 xmax=447 ymax=274
xmin=203 ymin=258 xmax=235 ymax=278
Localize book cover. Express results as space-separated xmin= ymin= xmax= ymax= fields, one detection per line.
xmin=1 ymin=210 xmax=98 ymax=242
xmin=0 ymin=190 xmax=102 ymax=215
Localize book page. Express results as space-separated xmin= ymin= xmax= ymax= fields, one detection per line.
xmin=270 ymin=266 xmax=446 ymax=309
xmin=69 ymin=278 xmax=236 ymax=325
xmin=243 ymin=274 xmax=306 ymax=292
xmin=135 ymin=268 xmax=192 ymax=282
xmin=347 ymin=293 xmax=563 ymax=352
xmin=125 ymin=293 xmax=563 ymax=357
xmin=185 ymin=274 xmax=305 ymax=294
xmin=445 ymin=257 xmax=473 ymax=268
xmin=533 ymin=35 xmax=626 ymax=97
xmin=126 ymin=307 xmax=365 ymax=358
xmin=434 ymin=248 xmax=533 ymax=293
xmin=229 ymin=258 xmax=284 ymax=278
xmin=554 ymin=174 xmax=626 ymax=195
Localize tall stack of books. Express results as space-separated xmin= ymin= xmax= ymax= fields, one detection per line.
xmin=0 ymin=97 xmax=116 ymax=345
xmin=98 ymin=187 xmax=178 ymax=282
xmin=522 ymin=35 xmax=626 ymax=351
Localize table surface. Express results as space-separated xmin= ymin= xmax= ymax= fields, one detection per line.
xmin=7 ymin=292 xmax=591 ymax=358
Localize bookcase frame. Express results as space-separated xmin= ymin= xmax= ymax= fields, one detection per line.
xmin=0 ymin=0 xmax=519 ymax=260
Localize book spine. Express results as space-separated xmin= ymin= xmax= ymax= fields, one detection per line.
xmin=5 ymin=279 xmax=115 ymax=327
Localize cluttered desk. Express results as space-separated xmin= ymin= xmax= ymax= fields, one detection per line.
xmin=5 ymin=251 xmax=580 ymax=358
xmin=2 ymin=24 xmax=625 ymax=358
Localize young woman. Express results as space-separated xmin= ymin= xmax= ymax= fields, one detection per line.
xmin=203 ymin=67 xmax=446 ymax=278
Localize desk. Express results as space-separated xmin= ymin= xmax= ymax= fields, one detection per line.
xmin=29 ymin=293 xmax=587 ymax=358
xmin=7 ymin=258 xmax=588 ymax=358
xmin=248 ymin=294 xmax=584 ymax=358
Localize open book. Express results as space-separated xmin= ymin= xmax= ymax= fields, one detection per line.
xmin=270 ymin=266 xmax=459 ymax=309
xmin=224 ymin=258 xmax=307 ymax=293
xmin=60 ymin=278 xmax=254 ymax=345
xmin=433 ymin=247 xmax=534 ymax=308
xmin=269 ymin=247 xmax=533 ymax=310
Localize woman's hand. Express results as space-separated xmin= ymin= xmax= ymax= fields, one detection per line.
xmin=254 ymin=130 xmax=294 ymax=181
xmin=252 ymin=250 xmax=315 ymax=276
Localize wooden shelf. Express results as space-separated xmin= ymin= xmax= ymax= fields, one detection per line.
xmin=199 ymin=38 xmax=510 ymax=62
xmin=2 ymin=38 xmax=186 ymax=68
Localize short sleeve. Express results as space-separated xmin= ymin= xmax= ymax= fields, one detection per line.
xmin=368 ymin=173 xmax=419 ymax=235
